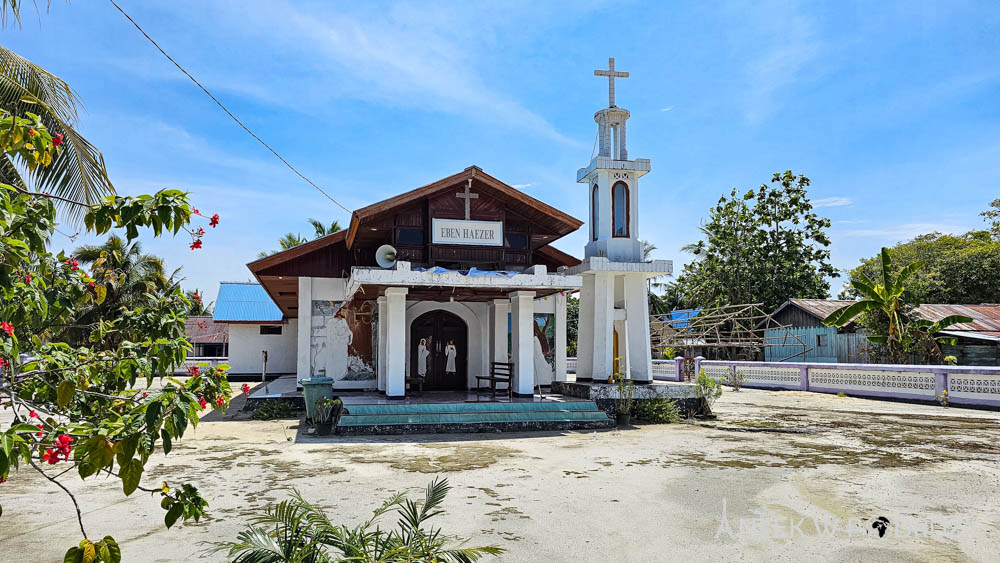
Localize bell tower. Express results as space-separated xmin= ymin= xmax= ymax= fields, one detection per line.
xmin=569 ymin=58 xmax=671 ymax=384
xmin=581 ymin=58 xmax=649 ymax=263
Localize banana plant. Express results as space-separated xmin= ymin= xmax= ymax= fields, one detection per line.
xmin=824 ymin=247 xmax=970 ymax=363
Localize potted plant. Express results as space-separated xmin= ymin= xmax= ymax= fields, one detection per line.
xmin=614 ymin=373 xmax=635 ymax=427
xmin=314 ymin=396 xmax=343 ymax=436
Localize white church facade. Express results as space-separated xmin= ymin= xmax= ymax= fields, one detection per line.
xmin=210 ymin=58 xmax=670 ymax=398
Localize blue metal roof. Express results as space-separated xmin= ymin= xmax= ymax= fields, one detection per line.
xmin=212 ymin=282 xmax=283 ymax=323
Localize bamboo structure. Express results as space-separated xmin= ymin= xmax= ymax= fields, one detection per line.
xmin=650 ymin=303 xmax=810 ymax=362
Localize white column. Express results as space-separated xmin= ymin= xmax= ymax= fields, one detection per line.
xmin=488 ymin=299 xmax=510 ymax=363
xmin=588 ymin=271 xmax=615 ymax=381
xmin=384 ymin=287 xmax=408 ymax=397
xmin=614 ymin=318 xmax=628 ymax=377
xmin=576 ymin=274 xmax=595 ymax=379
xmin=376 ymin=296 xmax=387 ymax=392
xmin=554 ymin=292 xmax=567 ymax=381
xmin=296 ymin=276 xmax=312 ymax=379
xmin=509 ymin=290 xmax=536 ymax=396
xmin=624 ymin=275 xmax=652 ymax=382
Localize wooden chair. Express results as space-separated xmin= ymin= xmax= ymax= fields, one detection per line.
xmin=475 ymin=362 xmax=513 ymax=400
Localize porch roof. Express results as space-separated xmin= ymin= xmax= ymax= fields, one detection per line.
xmin=347 ymin=263 xmax=582 ymax=302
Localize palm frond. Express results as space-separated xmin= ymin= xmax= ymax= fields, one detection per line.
xmin=0 ymin=44 xmax=114 ymax=222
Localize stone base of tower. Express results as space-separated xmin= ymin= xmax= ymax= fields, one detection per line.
xmin=567 ymin=256 xmax=672 ymax=383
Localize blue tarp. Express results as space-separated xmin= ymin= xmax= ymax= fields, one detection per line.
xmin=413 ymin=266 xmax=519 ymax=278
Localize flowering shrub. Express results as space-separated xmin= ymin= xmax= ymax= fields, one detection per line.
xmin=1 ymin=111 xmax=226 ymax=561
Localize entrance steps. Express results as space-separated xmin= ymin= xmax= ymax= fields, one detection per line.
xmin=336 ymin=399 xmax=613 ymax=435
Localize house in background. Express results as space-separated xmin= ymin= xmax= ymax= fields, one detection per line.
xmin=765 ymin=299 xmax=1000 ymax=366
xmin=209 ymin=282 xmax=298 ymax=376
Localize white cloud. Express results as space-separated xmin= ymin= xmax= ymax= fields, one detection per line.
xmin=813 ymin=196 xmax=854 ymax=208
xmin=659 ymin=106 xmax=673 ymax=112
xmin=511 ymin=183 xmax=534 ymax=189
xmin=153 ymin=1 xmax=583 ymax=146
xmin=838 ymin=222 xmax=969 ymax=239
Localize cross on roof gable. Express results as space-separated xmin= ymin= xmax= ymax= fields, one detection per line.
xmin=344 ymin=166 xmax=582 ymax=249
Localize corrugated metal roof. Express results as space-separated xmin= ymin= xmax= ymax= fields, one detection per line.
xmin=913 ymin=304 xmax=1000 ymax=332
xmin=787 ymin=299 xmax=856 ymax=321
xmin=185 ymin=316 xmax=229 ymax=343
xmin=783 ymin=299 xmax=1000 ymax=335
xmin=212 ymin=282 xmax=283 ymax=323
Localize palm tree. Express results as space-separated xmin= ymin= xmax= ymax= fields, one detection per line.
xmin=824 ymin=247 xmax=969 ymax=363
xmin=307 ymin=218 xmax=342 ymax=238
xmin=206 ymin=478 xmax=503 ymax=562
xmin=257 ymin=232 xmax=308 ymax=258
xmin=1 ymin=4 xmax=115 ymax=221
xmin=185 ymin=288 xmax=213 ymax=316
xmin=63 ymin=235 xmax=169 ymax=344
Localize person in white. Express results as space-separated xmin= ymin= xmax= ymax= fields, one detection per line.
xmin=417 ymin=338 xmax=430 ymax=378
xmin=445 ymin=339 xmax=457 ymax=374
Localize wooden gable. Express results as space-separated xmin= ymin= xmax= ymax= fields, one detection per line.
xmin=248 ymin=166 xmax=582 ymax=316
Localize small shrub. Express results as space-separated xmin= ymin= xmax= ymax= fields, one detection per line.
xmin=836 ymin=392 xmax=846 ymax=398
xmin=944 ymin=355 xmax=958 ymax=366
xmin=937 ymin=390 xmax=949 ymax=408
xmin=724 ymin=370 xmax=747 ymax=391
xmin=250 ymin=399 xmax=297 ymax=420
xmin=695 ymin=369 xmax=723 ymax=413
xmin=614 ymin=372 xmax=635 ymax=415
xmin=633 ymin=398 xmax=682 ymax=423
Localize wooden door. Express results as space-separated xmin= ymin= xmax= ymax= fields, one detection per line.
xmin=411 ymin=310 xmax=467 ymax=390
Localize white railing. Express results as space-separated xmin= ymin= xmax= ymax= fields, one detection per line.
xmin=175 ymin=356 xmax=229 ymax=375
xmin=565 ymin=357 xmax=685 ymax=380
xmin=566 ymin=357 xmax=577 ymax=374
xmin=696 ymin=358 xmax=1000 ymax=408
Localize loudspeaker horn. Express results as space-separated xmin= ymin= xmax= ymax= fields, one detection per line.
xmin=375 ymin=244 xmax=397 ymax=269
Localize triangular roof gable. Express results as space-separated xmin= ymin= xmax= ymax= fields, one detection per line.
xmin=345 ymin=166 xmax=582 ymax=249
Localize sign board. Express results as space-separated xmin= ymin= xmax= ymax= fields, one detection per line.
xmin=431 ymin=218 xmax=503 ymax=246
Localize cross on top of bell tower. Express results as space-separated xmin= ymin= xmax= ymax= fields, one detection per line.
xmin=593 ymin=57 xmax=629 ymax=107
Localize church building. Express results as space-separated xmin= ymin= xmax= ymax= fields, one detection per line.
xmin=211 ymin=58 xmax=670 ymax=399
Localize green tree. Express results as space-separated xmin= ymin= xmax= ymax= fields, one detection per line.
xmin=840 ymin=231 xmax=1000 ymax=305
xmin=676 ymin=171 xmax=836 ymax=311
xmin=207 ymin=478 xmax=503 ymax=562
xmin=824 ymin=248 xmax=970 ymax=364
xmin=62 ymin=235 xmax=171 ymax=345
xmin=258 ymin=232 xmax=308 ymax=258
xmin=307 ymin=217 xmax=342 ymax=238
xmin=1 ymin=4 xmax=114 ymax=221
xmin=186 ymin=288 xmax=212 ymax=316
xmin=982 ymin=198 xmax=1000 ymax=240
xmin=566 ymin=294 xmax=578 ymax=358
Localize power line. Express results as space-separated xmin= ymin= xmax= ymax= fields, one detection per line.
xmin=107 ymin=0 xmax=352 ymax=214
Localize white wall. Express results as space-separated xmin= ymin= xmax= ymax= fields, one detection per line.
xmin=228 ymin=320 xmax=298 ymax=375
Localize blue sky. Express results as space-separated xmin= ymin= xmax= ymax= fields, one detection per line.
xmin=5 ymin=1 xmax=1000 ymax=304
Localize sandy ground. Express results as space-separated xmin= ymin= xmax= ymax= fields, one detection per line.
xmin=2 ymin=387 xmax=1000 ymax=562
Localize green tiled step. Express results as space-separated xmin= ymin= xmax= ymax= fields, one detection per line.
xmin=344 ymin=401 xmax=598 ymax=415
xmin=339 ymin=409 xmax=610 ymax=426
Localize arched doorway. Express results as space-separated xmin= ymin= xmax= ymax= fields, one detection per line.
xmin=410 ymin=310 xmax=468 ymax=390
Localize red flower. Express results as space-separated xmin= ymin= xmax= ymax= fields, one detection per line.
xmin=192 ymin=208 xmax=200 ymax=215
xmin=193 ymin=292 xmax=201 ymax=302
xmin=25 ymin=274 xmax=31 ymax=284
xmin=52 ymin=133 xmax=64 ymax=146
xmin=190 ymin=239 xmax=203 ymax=250
xmin=42 ymin=448 xmax=59 ymax=464
xmin=89 ymin=281 xmax=95 ymax=288
xmin=216 ymin=396 xmax=225 ymax=407
xmin=29 ymin=410 xmax=38 ymax=418
xmin=142 ymin=392 xmax=148 ymax=398
xmin=241 ymin=383 xmax=250 ymax=397
xmin=209 ymin=213 xmax=220 ymax=228
xmin=188 ymin=366 xmax=199 ymax=377
xmin=35 ymin=423 xmax=44 ymax=437
xmin=1 ymin=322 xmax=13 ymax=337
xmin=28 ymin=129 xmax=36 ymax=136
xmin=198 ymin=397 xmax=207 ymax=409
xmin=0 ymin=357 xmax=7 ymax=370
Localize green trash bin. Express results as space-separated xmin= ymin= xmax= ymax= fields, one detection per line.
xmin=299 ymin=377 xmax=334 ymax=423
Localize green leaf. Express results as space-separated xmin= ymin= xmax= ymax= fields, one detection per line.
xmin=164 ymin=503 xmax=183 ymax=529
xmin=94 ymin=284 xmax=107 ymax=305
xmin=120 ymin=458 xmax=143 ymax=496
xmin=0 ymin=450 xmax=8 ymax=477
xmin=9 ymin=423 xmax=41 ymax=434
xmin=160 ymin=428 xmax=171 ymax=455
xmin=63 ymin=546 xmax=82 ymax=563
xmin=57 ymin=379 xmax=75 ymax=409
xmin=100 ymin=537 xmax=121 ymax=563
